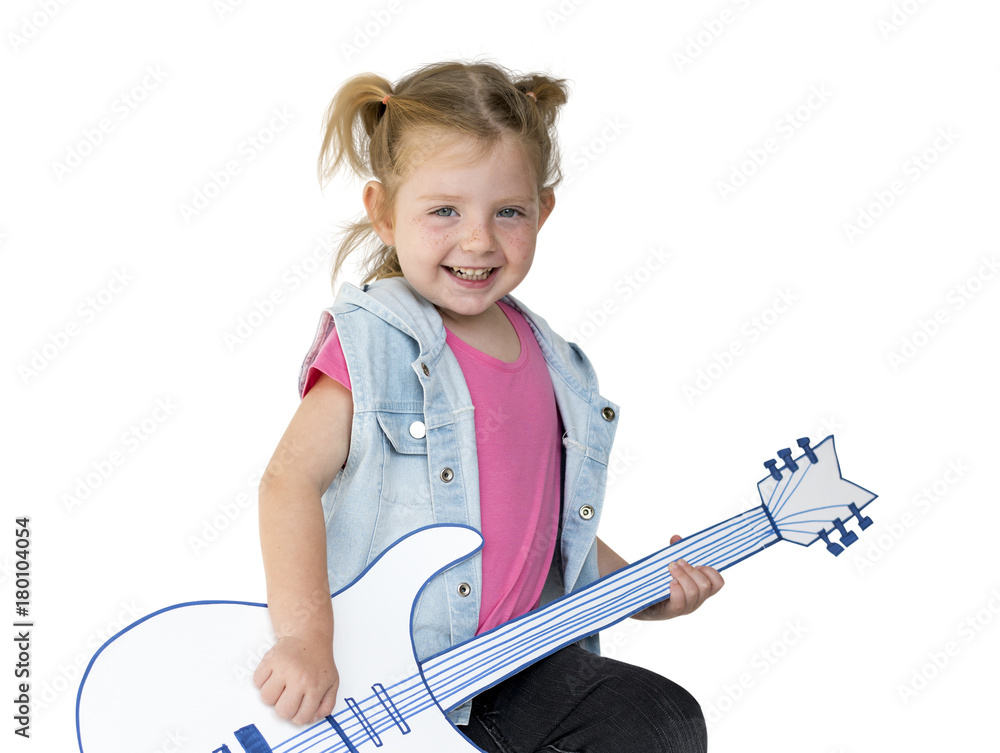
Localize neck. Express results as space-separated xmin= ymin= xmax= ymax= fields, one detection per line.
xmin=421 ymin=505 xmax=781 ymax=712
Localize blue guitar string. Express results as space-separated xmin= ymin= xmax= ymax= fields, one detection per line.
xmin=276 ymin=517 xmax=772 ymax=753
xmin=770 ymin=457 xmax=813 ymax=521
xmin=424 ymin=512 xmax=773 ymax=702
xmin=424 ymin=514 xmax=775 ymax=707
xmin=431 ymin=530 xmax=773 ymax=714
xmin=423 ymin=525 xmax=744 ymax=697
xmin=326 ymin=524 xmax=778 ymax=752
xmin=308 ymin=517 xmax=781 ymax=752
xmin=271 ymin=509 xmax=781 ymax=752
xmin=380 ymin=514 xmax=776 ymax=744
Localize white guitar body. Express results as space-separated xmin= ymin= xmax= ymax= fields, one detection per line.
xmin=76 ymin=525 xmax=487 ymax=753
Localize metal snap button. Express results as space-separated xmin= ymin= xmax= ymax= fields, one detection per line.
xmin=457 ymin=582 xmax=472 ymax=597
xmin=409 ymin=421 xmax=426 ymax=439
xmin=601 ymin=407 xmax=616 ymax=421
xmin=440 ymin=467 xmax=454 ymax=483
xmin=421 ymin=363 xmax=430 ymax=376
xmin=579 ymin=504 xmax=595 ymax=520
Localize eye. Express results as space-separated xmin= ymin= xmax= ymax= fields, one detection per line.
xmin=498 ymin=208 xmax=523 ymax=218
xmin=433 ymin=207 xmax=457 ymax=217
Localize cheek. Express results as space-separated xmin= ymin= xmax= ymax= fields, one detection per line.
xmin=410 ymin=218 xmax=453 ymax=248
xmin=503 ymin=227 xmax=536 ymax=259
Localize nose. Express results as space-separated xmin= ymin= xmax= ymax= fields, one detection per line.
xmin=461 ymin=215 xmax=495 ymax=254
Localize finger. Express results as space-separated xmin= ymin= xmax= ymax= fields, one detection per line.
xmin=311 ymin=682 xmax=341 ymax=723
xmin=671 ymin=560 xmax=711 ymax=614
xmin=697 ymin=565 xmax=725 ymax=595
xmin=274 ymin=686 xmax=305 ymax=722
xmin=258 ymin=674 xmax=286 ymax=707
xmin=669 ymin=534 xmax=682 ymax=545
xmin=253 ymin=658 xmax=272 ymax=690
xmin=292 ymin=690 xmax=322 ymax=726
xmin=679 ymin=559 xmax=715 ymax=594
xmin=666 ymin=561 xmax=690 ymax=615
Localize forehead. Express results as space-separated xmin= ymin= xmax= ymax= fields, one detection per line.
xmin=398 ymin=131 xmax=537 ymax=192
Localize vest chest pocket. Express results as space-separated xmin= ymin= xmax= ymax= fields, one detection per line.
xmin=375 ymin=411 xmax=429 ymax=455
xmin=370 ymin=411 xmax=436 ymax=548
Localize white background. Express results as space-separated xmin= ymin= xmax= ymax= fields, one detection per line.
xmin=3 ymin=0 xmax=998 ymax=751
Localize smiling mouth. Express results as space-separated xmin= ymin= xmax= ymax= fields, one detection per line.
xmin=447 ymin=266 xmax=494 ymax=280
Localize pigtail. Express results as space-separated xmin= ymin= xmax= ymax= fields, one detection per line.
xmin=317 ymin=72 xmax=394 ymax=188
xmin=512 ymin=73 xmax=570 ymax=191
xmin=514 ymin=74 xmax=569 ymax=131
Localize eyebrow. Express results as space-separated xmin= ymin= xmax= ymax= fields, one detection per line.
xmin=417 ymin=194 xmax=537 ymax=205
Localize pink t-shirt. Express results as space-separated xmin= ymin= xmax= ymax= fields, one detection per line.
xmin=303 ymin=301 xmax=561 ymax=635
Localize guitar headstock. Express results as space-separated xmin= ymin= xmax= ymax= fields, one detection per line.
xmin=758 ymin=436 xmax=877 ymax=556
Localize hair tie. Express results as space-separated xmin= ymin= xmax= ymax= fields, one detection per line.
xmin=525 ymin=91 xmax=537 ymax=101
xmin=382 ymin=94 xmax=391 ymax=105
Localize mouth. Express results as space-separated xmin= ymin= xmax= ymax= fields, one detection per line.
xmin=446 ymin=266 xmax=495 ymax=281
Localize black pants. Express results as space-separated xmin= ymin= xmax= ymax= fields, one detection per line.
xmin=459 ymin=644 xmax=707 ymax=753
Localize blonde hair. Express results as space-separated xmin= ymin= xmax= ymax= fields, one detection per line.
xmin=317 ymin=59 xmax=570 ymax=287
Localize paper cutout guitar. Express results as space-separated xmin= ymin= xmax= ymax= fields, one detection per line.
xmin=76 ymin=435 xmax=876 ymax=752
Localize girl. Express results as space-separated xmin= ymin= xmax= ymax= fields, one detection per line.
xmin=253 ymin=59 xmax=723 ymax=753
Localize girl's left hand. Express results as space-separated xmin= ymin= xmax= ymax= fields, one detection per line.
xmin=634 ymin=535 xmax=725 ymax=621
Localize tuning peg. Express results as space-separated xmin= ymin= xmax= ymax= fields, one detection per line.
xmin=763 ymin=458 xmax=782 ymax=481
xmin=796 ymin=437 xmax=818 ymax=464
xmin=848 ymin=502 xmax=873 ymax=530
xmin=832 ymin=519 xmax=858 ymax=547
xmin=818 ymin=529 xmax=844 ymax=556
xmin=776 ymin=448 xmax=798 ymax=472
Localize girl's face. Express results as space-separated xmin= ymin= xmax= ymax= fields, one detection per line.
xmin=365 ymin=132 xmax=555 ymax=326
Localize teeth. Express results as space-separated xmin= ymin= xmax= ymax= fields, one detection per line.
xmin=449 ymin=266 xmax=493 ymax=280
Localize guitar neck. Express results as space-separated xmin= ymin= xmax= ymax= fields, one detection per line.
xmin=421 ymin=504 xmax=781 ymax=712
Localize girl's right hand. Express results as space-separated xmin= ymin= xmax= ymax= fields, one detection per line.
xmin=253 ymin=635 xmax=340 ymax=725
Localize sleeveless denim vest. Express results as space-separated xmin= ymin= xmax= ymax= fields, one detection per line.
xmin=297 ymin=277 xmax=619 ymax=724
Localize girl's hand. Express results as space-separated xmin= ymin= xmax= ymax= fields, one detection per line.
xmin=253 ymin=635 xmax=340 ymax=724
xmin=634 ymin=535 xmax=725 ymax=621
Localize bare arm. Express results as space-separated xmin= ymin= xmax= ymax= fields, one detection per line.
xmin=253 ymin=373 xmax=353 ymax=724
xmin=596 ymin=535 xmax=724 ymax=621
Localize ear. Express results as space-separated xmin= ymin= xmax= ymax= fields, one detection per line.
xmin=536 ymin=188 xmax=556 ymax=232
xmin=363 ymin=181 xmax=395 ymax=246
